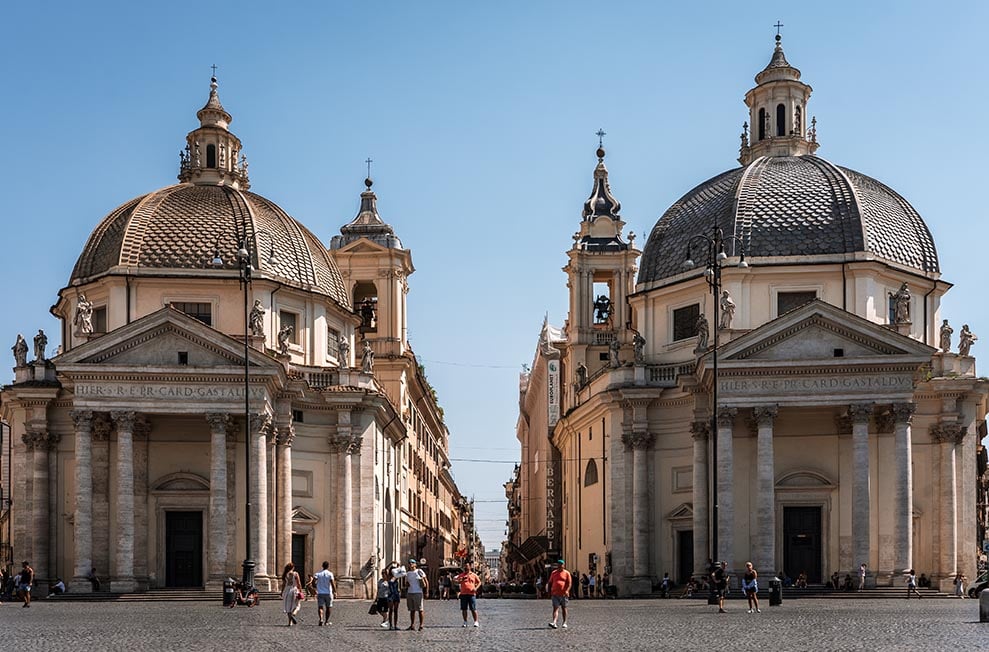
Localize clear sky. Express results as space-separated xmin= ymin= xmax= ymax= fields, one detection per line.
xmin=2 ymin=1 xmax=987 ymax=547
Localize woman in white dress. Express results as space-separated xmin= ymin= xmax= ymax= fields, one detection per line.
xmin=281 ymin=562 xmax=303 ymax=625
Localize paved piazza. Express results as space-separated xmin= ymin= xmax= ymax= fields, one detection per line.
xmin=3 ymin=597 xmax=986 ymax=651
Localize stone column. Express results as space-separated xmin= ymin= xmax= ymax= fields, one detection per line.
xmin=225 ymin=423 xmax=238 ymax=574
xmin=110 ymin=411 xmax=137 ymax=592
xmin=891 ymin=402 xmax=916 ymax=576
xmin=91 ymin=415 xmax=112 ymax=584
xmin=716 ymin=408 xmax=737 ymax=565
xmin=23 ymin=430 xmax=46 ymax=581
xmin=275 ymin=425 xmax=295 ymax=573
xmin=206 ymin=413 xmax=230 ymax=583
xmin=849 ymin=403 xmax=873 ymax=580
xmin=753 ymin=405 xmax=778 ymax=574
xmin=690 ymin=420 xmax=710 ymax=575
xmin=249 ymin=413 xmax=271 ymax=586
xmin=623 ymin=430 xmax=655 ymax=578
xmin=133 ymin=417 xmax=150 ymax=588
xmin=70 ymin=410 xmax=94 ymax=592
xmin=931 ymin=422 xmax=960 ymax=584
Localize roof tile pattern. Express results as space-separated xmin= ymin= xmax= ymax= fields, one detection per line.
xmin=71 ymin=184 xmax=350 ymax=308
xmin=638 ymin=155 xmax=939 ymax=287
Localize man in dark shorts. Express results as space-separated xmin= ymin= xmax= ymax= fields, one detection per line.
xmin=711 ymin=561 xmax=729 ymax=613
xmin=454 ymin=561 xmax=481 ymax=628
xmin=548 ymin=559 xmax=573 ymax=629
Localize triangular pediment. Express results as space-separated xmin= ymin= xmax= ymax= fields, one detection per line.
xmin=56 ymin=306 xmax=281 ymax=370
xmin=335 ymin=238 xmax=391 ymax=254
xmin=668 ymin=503 xmax=693 ymax=521
xmin=718 ymin=300 xmax=935 ymax=363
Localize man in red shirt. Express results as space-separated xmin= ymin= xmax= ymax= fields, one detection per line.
xmin=548 ymin=559 xmax=572 ymax=629
xmin=454 ymin=561 xmax=482 ymax=627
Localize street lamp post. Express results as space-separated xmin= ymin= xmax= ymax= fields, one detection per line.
xmin=683 ymin=226 xmax=747 ymax=571
xmin=212 ymin=233 xmax=276 ymax=589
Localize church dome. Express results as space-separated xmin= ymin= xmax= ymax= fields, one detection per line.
xmin=69 ymin=76 xmax=350 ymax=309
xmin=71 ymin=183 xmax=350 ymax=307
xmin=638 ymin=37 xmax=939 ymax=288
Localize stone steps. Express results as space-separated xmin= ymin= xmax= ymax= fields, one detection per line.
xmin=45 ymin=588 xmax=284 ymax=603
xmin=683 ymin=586 xmax=953 ymax=600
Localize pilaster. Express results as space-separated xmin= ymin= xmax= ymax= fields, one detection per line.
xmin=848 ymin=402 xmax=872 ymax=583
xmin=716 ymin=407 xmax=737 ymax=566
xmin=70 ymin=410 xmax=94 ymax=592
xmin=752 ymin=405 xmax=778 ymax=575
xmin=690 ymin=420 xmax=710 ymax=576
xmin=110 ymin=410 xmax=137 ymax=592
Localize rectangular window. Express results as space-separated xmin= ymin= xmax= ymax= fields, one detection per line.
xmin=672 ymin=304 xmax=700 ymax=342
xmin=171 ymin=302 xmax=212 ymax=326
xmin=777 ymin=291 xmax=817 ymax=316
xmin=93 ymin=307 xmax=108 ymax=334
xmin=279 ymin=311 xmax=298 ymax=343
xmin=327 ymin=327 xmax=340 ymax=359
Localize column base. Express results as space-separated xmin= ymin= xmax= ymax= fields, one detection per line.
xmin=253 ymin=575 xmax=273 ymax=592
xmin=70 ymin=576 xmax=93 ymax=594
xmin=621 ymin=576 xmax=653 ymax=597
xmin=111 ymin=578 xmax=137 ymax=593
xmin=336 ymin=576 xmax=358 ymax=598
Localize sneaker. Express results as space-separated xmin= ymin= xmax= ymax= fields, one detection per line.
xmin=747 ymin=609 xmax=752 ymax=614
xmin=718 ymin=609 xmax=726 ymax=614
xmin=474 ymin=621 xmax=480 ymax=628
xmin=562 ymin=623 xmax=568 ymax=629
xmin=462 ymin=622 xmax=468 ymax=628
xmin=381 ymin=622 xmax=390 ymax=628
xmin=548 ymin=622 xmax=558 ymax=629
xmin=756 ymin=609 xmax=761 ymax=613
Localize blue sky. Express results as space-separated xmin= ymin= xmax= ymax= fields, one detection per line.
xmin=2 ymin=1 xmax=986 ymax=547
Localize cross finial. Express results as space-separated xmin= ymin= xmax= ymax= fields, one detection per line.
xmin=774 ymin=21 xmax=784 ymax=38
xmin=365 ymin=157 xmax=373 ymax=178
xmin=596 ymin=129 xmax=606 ymax=147
xmin=211 ymin=64 xmax=218 ymax=78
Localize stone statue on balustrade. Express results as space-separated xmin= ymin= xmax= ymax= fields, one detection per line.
xmin=74 ymin=294 xmax=94 ymax=335
xmin=939 ymin=319 xmax=953 ymax=353
xmin=361 ymin=339 xmax=374 ymax=373
xmin=33 ymin=329 xmax=48 ymax=362
xmin=719 ymin=290 xmax=735 ymax=330
xmin=632 ymin=331 xmax=646 ymax=364
xmin=338 ymin=335 xmax=350 ymax=369
xmin=249 ymin=300 xmax=266 ymax=338
xmin=958 ymin=324 xmax=977 ymax=357
xmin=276 ymin=324 xmax=293 ymax=356
xmin=12 ymin=334 xmax=28 ymax=367
xmin=575 ymin=362 xmax=587 ymax=386
xmin=608 ymin=338 xmax=621 ymax=368
xmin=695 ymin=314 xmax=710 ymax=350
xmin=889 ymin=282 xmax=911 ymax=324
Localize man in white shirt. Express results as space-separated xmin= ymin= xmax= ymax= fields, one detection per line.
xmin=313 ymin=561 xmax=336 ymax=626
xmin=405 ymin=558 xmax=428 ymax=631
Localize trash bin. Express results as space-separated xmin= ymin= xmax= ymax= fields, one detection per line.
xmin=769 ymin=579 xmax=782 ymax=606
xmin=223 ymin=577 xmax=235 ymax=606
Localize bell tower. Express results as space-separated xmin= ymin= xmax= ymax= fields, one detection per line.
xmin=563 ymin=138 xmax=640 ymax=379
xmin=178 ymin=74 xmax=251 ymax=189
xmin=738 ymin=34 xmax=819 ymax=165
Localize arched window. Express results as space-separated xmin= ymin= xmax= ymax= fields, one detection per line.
xmin=776 ymin=104 xmax=786 ymax=137
xmin=353 ymin=281 xmax=378 ymax=332
xmin=584 ymin=459 xmax=599 ymax=487
xmin=794 ymin=105 xmax=803 ymax=136
xmin=206 ymin=143 xmax=217 ymax=168
xmin=758 ymin=108 xmax=767 ymax=140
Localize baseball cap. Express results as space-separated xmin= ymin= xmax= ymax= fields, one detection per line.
xmin=408 ymin=558 xmax=417 ymax=564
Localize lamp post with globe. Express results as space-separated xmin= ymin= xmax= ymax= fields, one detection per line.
xmin=211 ymin=231 xmax=277 ymax=589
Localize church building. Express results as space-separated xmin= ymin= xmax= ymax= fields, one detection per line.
xmin=549 ymin=35 xmax=987 ymax=595
xmin=0 ymin=76 xmax=464 ymax=594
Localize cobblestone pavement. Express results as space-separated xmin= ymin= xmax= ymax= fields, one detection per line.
xmin=2 ymin=596 xmax=986 ymax=651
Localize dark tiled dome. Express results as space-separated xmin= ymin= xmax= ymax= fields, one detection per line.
xmin=72 ymin=184 xmax=350 ymax=308
xmin=638 ymin=155 xmax=939 ymax=287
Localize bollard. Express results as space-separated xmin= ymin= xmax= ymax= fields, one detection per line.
xmin=980 ymin=590 xmax=989 ymax=623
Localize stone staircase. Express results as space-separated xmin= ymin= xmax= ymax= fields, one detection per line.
xmin=45 ymin=588 xmax=283 ymax=603
xmin=683 ymin=585 xmax=953 ymax=600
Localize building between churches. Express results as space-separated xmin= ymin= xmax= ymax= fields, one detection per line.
xmin=514 ymin=35 xmax=988 ymax=596
xmin=0 ymin=76 xmax=470 ymax=595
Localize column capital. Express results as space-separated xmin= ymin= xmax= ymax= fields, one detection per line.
xmin=205 ymin=413 xmax=230 ymax=433
xmin=70 ymin=409 xmax=93 ymax=430
xmin=110 ymin=410 xmax=137 ymax=432
xmin=716 ymin=407 xmax=738 ymax=428
xmin=346 ymin=434 xmax=363 ymax=454
xmin=249 ymin=412 xmax=272 ymax=437
xmin=24 ymin=429 xmax=58 ymax=451
xmin=622 ymin=430 xmax=655 ymax=450
xmin=134 ymin=415 xmax=151 ymax=441
xmin=275 ymin=424 xmax=296 ymax=447
xmin=847 ymin=403 xmax=874 ymax=424
xmin=327 ymin=432 xmax=350 ymax=453
xmin=891 ymin=402 xmax=917 ymax=425
xmin=929 ymin=422 xmax=966 ymax=444
xmin=752 ymin=405 xmax=779 ymax=427
xmin=690 ymin=420 xmax=710 ymax=441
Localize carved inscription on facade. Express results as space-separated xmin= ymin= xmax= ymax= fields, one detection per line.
xmin=719 ymin=374 xmax=913 ymax=396
xmin=75 ymin=382 xmax=265 ymax=401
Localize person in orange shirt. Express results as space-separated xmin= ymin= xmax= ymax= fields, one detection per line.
xmin=547 ymin=559 xmax=572 ymax=629
xmin=453 ymin=561 xmax=482 ymax=628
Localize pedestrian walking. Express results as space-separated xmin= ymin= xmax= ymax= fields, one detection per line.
xmin=858 ymin=563 xmax=867 ymax=591
xmin=281 ymin=562 xmax=303 ymax=626
xmin=660 ymin=572 xmax=672 ymax=598
xmin=953 ymin=573 xmax=966 ymax=598
xmin=711 ymin=561 xmax=729 ymax=613
xmin=588 ymin=572 xmax=596 ymax=598
xmin=387 ymin=564 xmax=402 ymax=630
xmin=548 ymin=559 xmax=572 ymax=629
xmin=404 ymin=558 xmax=428 ymax=630
xmin=905 ymin=569 xmax=922 ymax=599
xmin=313 ymin=561 xmax=336 ymax=626
xmin=18 ymin=561 xmax=34 ymax=608
xmin=376 ymin=569 xmax=392 ymax=628
xmin=454 ymin=561 xmax=482 ymax=628
xmin=580 ymin=573 xmax=589 ymax=598
xmin=742 ymin=562 xmax=760 ymax=613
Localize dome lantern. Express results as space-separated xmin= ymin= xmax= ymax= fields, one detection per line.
xmin=178 ymin=74 xmax=251 ymax=189
xmin=739 ymin=34 xmax=819 ymax=164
